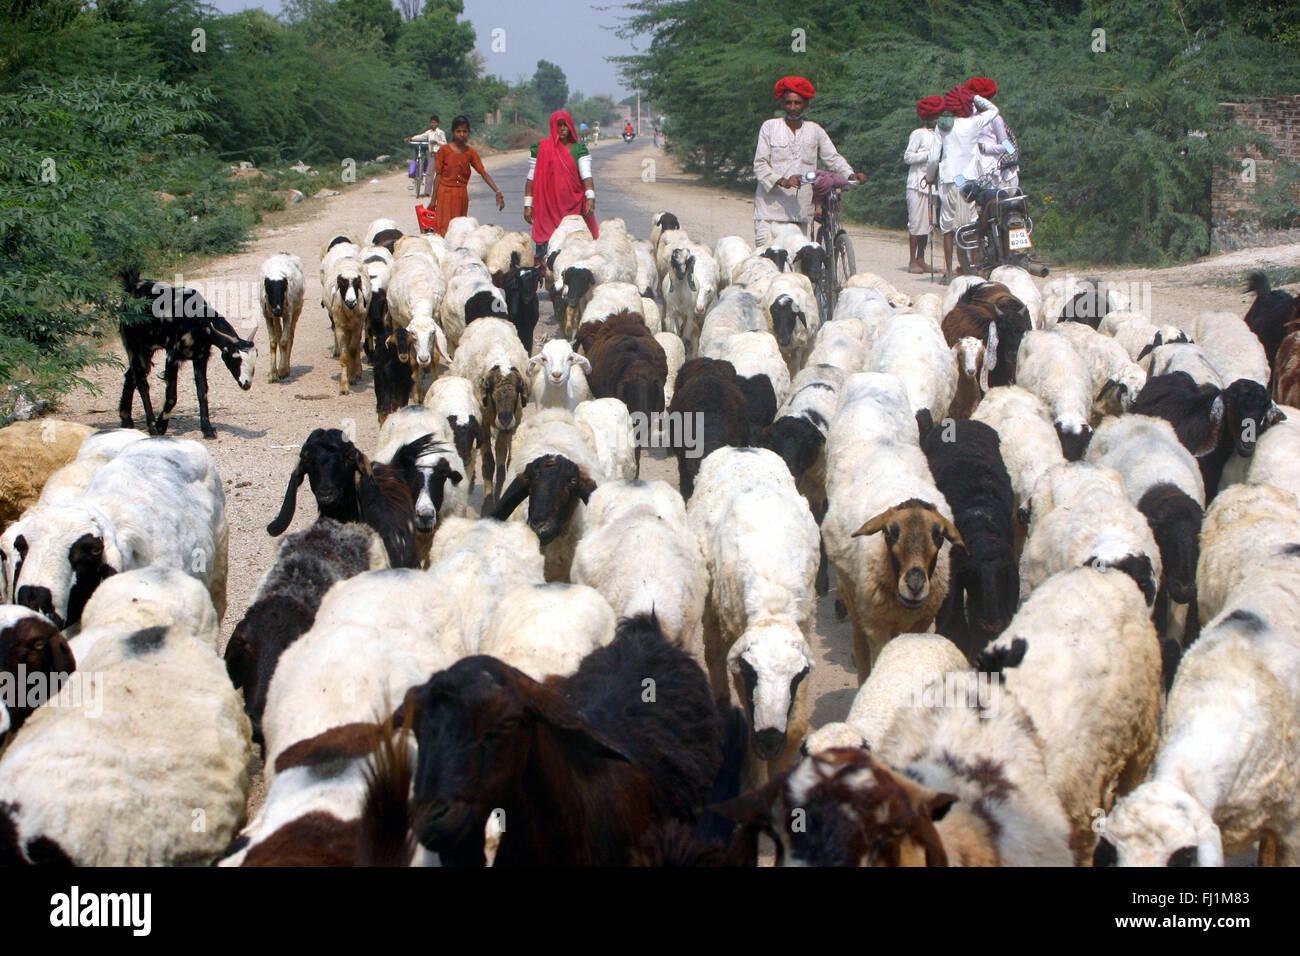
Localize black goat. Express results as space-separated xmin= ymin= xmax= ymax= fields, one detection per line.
xmin=790 ymin=245 xmax=829 ymax=293
xmin=1136 ymin=483 xmax=1203 ymax=668
xmin=493 ymin=454 xmax=595 ymax=547
xmin=669 ymin=358 xmax=757 ymax=498
xmin=1131 ymin=372 xmax=1286 ymax=500
xmin=758 ymin=246 xmax=789 ymax=272
xmin=266 ymin=428 xmax=426 ymax=568
xmin=225 ymin=519 xmax=380 ymax=744
xmin=363 ymin=285 xmax=389 ymax=362
xmin=1244 ymin=271 xmax=1294 ymax=376
xmin=756 ymin=415 xmax=824 ymax=486
xmin=401 ymin=613 xmax=724 ymax=866
xmin=1057 ymin=277 xmax=1114 ymax=327
xmin=119 ymin=269 xmax=256 ymax=439
xmin=373 ymin=328 xmax=416 ymax=426
xmin=493 ymin=260 xmax=542 ymax=352
xmin=923 ymin=420 xmax=1019 ymax=658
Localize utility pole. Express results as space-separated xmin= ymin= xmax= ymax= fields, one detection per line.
xmin=636 ymin=93 xmax=641 ymax=136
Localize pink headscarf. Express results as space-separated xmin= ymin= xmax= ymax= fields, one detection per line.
xmin=532 ymin=110 xmax=598 ymax=244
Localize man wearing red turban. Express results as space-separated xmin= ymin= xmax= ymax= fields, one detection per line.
xmin=903 ymin=97 xmax=944 ymax=272
xmin=965 ymin=76 xmax=1019 ymax=190
xmin=753 ymin=76 xmax=866 ymax=247
xmin=935 ymin=86 xmax=1000 ymax=280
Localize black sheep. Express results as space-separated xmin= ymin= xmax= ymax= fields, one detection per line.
xmin=1130 ymin=372 xmax=1286 ymax=501
xmin=923 ymin=419 xmax=1019 ymax=658
xmin=266 ymin=428 xmax=425 ymax=568
xmin=669 ymin=358 xmax=756 ymax=498
xmin=493 ymin=262 xmax=541 ymax=352
xmin=372 ymin=328 xmax=415 ymax=426
xmin=1243 ymin=271 xmax=1293 ymax=375
xmin=225 ymin=519 xmax=381 ymax=743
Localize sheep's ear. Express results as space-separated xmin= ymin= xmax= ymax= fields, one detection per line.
xmin=709 ymin=773 xmax=786 ymax=827
xmin=933 ymin=514 xmax=967 ymax=551
xmin=448 ymin=469 xmax=464 ymax=486
xmin=572 ymin=354 xmax=592 ymax=374
xmin=1194 ymin=396 xmax=1225 ymax=457
xmin=977 ymin=355 xmax=990 ymax=393
xmin=984 ymin=321 xmax=999 ymax=370
xmin=796 ymin=310 xmax=807 ymax=328
xmin=525 ymin=686 xmax=634 ymax=763
xmin=266 ymin=461 xmax=306 ymax=535
xmin=493 ymin=475 xmax=530 ymax=519
xmin=527 ymin=355 xmax=544 ymax=375
xmin=1095 ymin=378 xmax=1120 ymax=408
xmin=1136 ymin=341 xmax=1157 ymax=362
xmin=1265 ymin=404 xmax=1286 ymax=427
xmin=686 ymin=255 xmax=697 ymax=292
xmin=852 ymin=508 xmax=896 ymax=538
xmin=576 ymin=471 xmax=598 ymax=504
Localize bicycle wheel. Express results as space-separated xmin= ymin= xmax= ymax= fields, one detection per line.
xmin=832 ymin=230 xmax=856 ymax=306
xmin=415 ymin=157 xmax=429 ymax=198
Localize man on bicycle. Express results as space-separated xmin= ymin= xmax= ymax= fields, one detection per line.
xmin=752 ymin=76 xmax=865 ymax=248
xmin=405 ymin=115 xmax=446 ymax=197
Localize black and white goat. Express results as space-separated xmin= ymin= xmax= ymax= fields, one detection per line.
xmin=119 ymin=270 xmax=256 ymax=439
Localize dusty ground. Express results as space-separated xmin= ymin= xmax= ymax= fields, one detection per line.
xmin=49 ymin=139 xmax=1291 ymax=832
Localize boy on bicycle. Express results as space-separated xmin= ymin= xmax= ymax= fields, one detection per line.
xmin=405 ymin=115 xmax=446 ymax=196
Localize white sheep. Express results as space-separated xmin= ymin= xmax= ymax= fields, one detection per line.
xmin=1098 ymin=310 xmax=1190 ymax=362
xmin=364 ymin=218 xmax=402 ymax=246
xmin=687 ymin=447 xmax=818 ymax=780
xmin=1019 ymin=461 xmax=1163 ymax=606
xmin=527 ymin=337 xmax=593 ymax=410
xmin=778 ymin=362 xmax=847 ymax=515
xmin=1178 ymin=310 xmax=1271 ymax=387
xmin=425 ymin=516 xmax=546 ymax=654
xmin=632 ymin=239 xmax=658 ymax=298
xmin=821 ymin=373 xmax=959 ymax=682
xmin=0 ymin=568 xmax=249 ymax=865
xmin=571 ymin=479 xmax=708 ymax=665
xmin=485 ymin=230 xmax=535 ymax=279
xmin=260 ymin=568 xmax=466 ymax=776
xmin=387 ymin=254 xmax=450 ymax=400
xmin=449 ymin=318 xmax=530 ymax=505
xmin=498 ymin=407 xmax=605 ymax=582
xmin=1086 ymin=414 xmax=1205 ymax=506
xmin=802 ymin=633 xmax=970 ymax=753
xmin=543 ymin=215 xmax=595 ymax=277
xmin=1051 ymin=319 xmax=1149 ymax=421
xmin=655 ymin=331 xmax=686 ymax=406
xmin=697 ymin=286 xmax=768 ymax=357
xmin=805 ymin=319 xmax=867 ymax=374
xmin=983 ymin=565 xmax=1161 ymax=863
xmin=640 ymin=295 xmax=664 ymax=334
xmin=30 ymin=427 xmax=145 ymax=509
xmin=260 ymin=252 xmax=305 ymax=382
xmin=1219 ymin=405 xmax=1300 ymax=504
xmin=1015 ymin=329 xmax=1094 ymax=460
xmin=422 ymin=374 xmax=484 ymax=493
xmin=714 ymin=235 xmax=755 ymax=287
xmin=443 ymin=216 xmax=481 ymax=249
xmin=70 ymin=564 xmax=221 ymax=659
xmin=0 ymin=437 xmax=227 ymax=624
xmin=480 ymin=582 xmax=616 ymax=681
xmin=831 ymin=287 xmax=895 ymax=352
xmin=653 ymin=227 xmax=692 ymax=286
xmin=579 ymin=281 xmax=644 ymax=325
xmin=730 ymin=255 xmax=782 ymax=298
xmin=844 ymin=270 xmax=911 ymax=310
xmin=440 ymin=270 xmax=509 ymax=357
xmin=988 ymin=265 xmax=1044 ymax=328
xmin=912 ymin=292 xmax=944 ymax=323
xmin=867 ymin=311 xmax=957 ymax=430
xmin=970 ymin=385 xmax=1066 ymax=534
xmin=319 ymin=240 xmax=360 ymax=311
xmin=574 ymin=397 xmax=637 ymax=481
xmin=1097 ymin=569 xmax=1300 ymax=866
xmin=761 ymin=272 xmax=819 ymax=375
xmin=1196 ymin=483 xmax=1300 ymax=625
xmin=706 ymin=329 xmax=792 ymax=406
xmin=662 ymin=243 xmax=720 ymax=344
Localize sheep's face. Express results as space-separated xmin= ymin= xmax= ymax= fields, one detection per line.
xmin=0 ymin=505 xmax=121 ymax=630
xmin=496 ymin=455 xmax=595 ymax=547
xmin=1054 ymin=418 xmax=1093 ymax=461
xmin=1138 ymin=485 xmax=1201 ymax=604
xmin=407 ymin=655 xmax=628 ymax=866
xmin=953 ymin=337 xmax=987 ymax=393
xmin=1093 ymin=781 xmax=1223 ymax=867
xmin=1222 ymin=379 xmax=1284 ymax=457
xmin=410 ymin=454 xmax=463 ymax=533
xmin=853 ymin=500 xmax=963 ymax=610
xmin=770 ymin=295 xmax=804 ymax=346
xmin=616 ymin=372 xmax=666 ymax=420
xmin=299 ymin=430 xmax=357 ymax=511
xmin=562 ymin=268 xmax=596 ymax=311
xmin=729 ymin=623 xmax=812 ymax=761
xmin=531 ymin=340 xmax=588 ymax=389
xmin=263 ymin=277 xmax=288 ymax=318
xmin=483 ymin=367 xmax=526 ymax=432
xmin=715 ymin=748 xmax=953 ymax=867
xmin=793 ymin=246 xmax=828 ymax=291
xmin=407 ymin=317 xmax=448 ymax=371
xmin=336 ymin=272 xmax=367 ymax=311
xmin=0 ymin=608 xmax=75 ymax=735
xmin=758 ymin=247 xmax=788 ymax=272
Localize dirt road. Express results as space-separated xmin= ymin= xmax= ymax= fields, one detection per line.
xmin=51 ymin=139 xmax=1297 ymax=819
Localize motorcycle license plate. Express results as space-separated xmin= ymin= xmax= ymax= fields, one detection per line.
xmin=1008 ymin=227 xmax=1032 ymax=250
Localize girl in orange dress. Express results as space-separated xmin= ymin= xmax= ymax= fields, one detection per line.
xmin=428 ymin=114 xmax=505 ymax=236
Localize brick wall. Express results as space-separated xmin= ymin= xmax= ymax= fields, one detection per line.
xmin=1212 ymin=95 xmax=1300 ymax=223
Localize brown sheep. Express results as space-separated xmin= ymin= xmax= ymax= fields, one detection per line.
xmin=0 ymin=420 xmax=94 ymax=530
xmin=1274 ymin=311 xmax=1300 ymax=408
xmin=576 ymin=311 xmax=668 ymax=467
xmin=941 ymin=282 xmax=1031 ymax=388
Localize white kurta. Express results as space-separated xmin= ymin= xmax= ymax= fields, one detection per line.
xmin=977 ymin=113 xmax=1019 ymax=188
xmin=753 ymin=117 xmax=855 ymax=224
xmin=903 ymin=126 xmax=941 ymax=191
xmin=937 ymin=96 xmax=999 ymax=185
xmin=410 ymin=127 xmax=448 ymax=151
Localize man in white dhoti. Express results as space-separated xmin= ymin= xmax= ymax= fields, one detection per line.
xmin=753 ymin=75 xmax=866 ymax=248
xmin=966 ymin=76 xmax=1019 ymax=190
xmin=937 ymin=86 xmax=1000 ymax=281
xmin=905 ymin=95 xmax=945 ymax=273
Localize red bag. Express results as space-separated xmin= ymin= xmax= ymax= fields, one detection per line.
xmin=415 ymin=203 xmax=438 ymax=234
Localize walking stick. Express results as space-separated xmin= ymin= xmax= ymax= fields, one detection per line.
xmin=928 ymin=185 xmax=940 ymax=283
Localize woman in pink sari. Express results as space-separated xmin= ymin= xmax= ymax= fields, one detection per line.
xmin=524 ymin=110 xmax=599 ymax=264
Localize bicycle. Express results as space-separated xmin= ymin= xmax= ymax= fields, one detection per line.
xmin=801 ymin=170 xmax=860 ymax=323
xmin=409 ymin=142 xmax=430 ymax=198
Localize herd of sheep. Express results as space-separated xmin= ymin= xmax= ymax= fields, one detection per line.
xmin=0 ymin=203 xmax=1298 ymax=868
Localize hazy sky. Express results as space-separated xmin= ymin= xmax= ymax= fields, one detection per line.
xmin=203 ymin=0 xmax=642 ymax=98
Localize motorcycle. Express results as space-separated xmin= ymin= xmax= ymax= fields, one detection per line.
xmin=622 ymin=130 xmax=635 ymax=143
xmin=954 ymin=175 xmax=1049 ymax=277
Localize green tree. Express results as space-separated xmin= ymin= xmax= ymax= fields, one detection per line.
xmin=337 ymin=0 xmax=402 ymax=47
xmin=396 ymin=0 xmax=476 ymax=85
xmin=533 ymin=59 xmax=568 ymax=112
